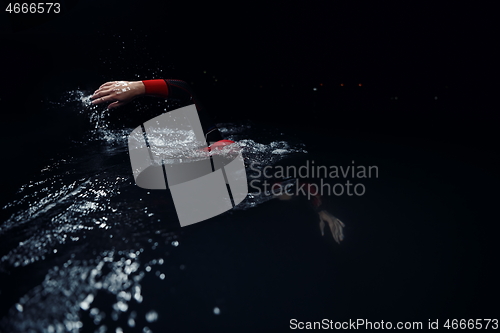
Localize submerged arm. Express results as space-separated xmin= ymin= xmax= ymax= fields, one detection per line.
xmin=298 ymin=181 xmax=346 ymax=244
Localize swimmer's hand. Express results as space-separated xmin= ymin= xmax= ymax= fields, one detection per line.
xmin=91 ymin=81 xmax=145 ymax=109
xmin=318 ymin=210 xmax=345 ymax=244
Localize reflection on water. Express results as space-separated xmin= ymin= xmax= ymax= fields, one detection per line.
xmin=0 ymin=90 xmax=310 ymax=332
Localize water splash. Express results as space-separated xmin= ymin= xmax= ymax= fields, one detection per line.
xmin=1 ymin=88 xmax=308 ymax=332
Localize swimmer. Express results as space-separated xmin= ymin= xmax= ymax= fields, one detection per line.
xmin=91 ymin=79 xmax=345 ymax=243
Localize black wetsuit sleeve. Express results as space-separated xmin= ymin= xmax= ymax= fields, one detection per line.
xmin=163 ymin=80 xmax=222 ymax=142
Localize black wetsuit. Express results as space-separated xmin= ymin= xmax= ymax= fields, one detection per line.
xmin=142 ymin=79 xmax=223 ymax=144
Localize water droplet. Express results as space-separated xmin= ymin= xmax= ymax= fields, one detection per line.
xmin=80 ymin=294 xmax=94 ymax=310
xmin=114 ymin=301 xmax=128 ymax=312
xmin=145 ymin=310 xmax=158 ymax=323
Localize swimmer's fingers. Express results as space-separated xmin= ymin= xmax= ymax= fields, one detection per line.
xmin=107 ymin=100 xmax=126 ymax=110
xmin=91 ymin=89 xmax=113 ymax=101
xmin=319 ymin=210 xmax=344 ymax=243
xmin=91 ymin=94 xmax=116 ymax=105
xmin=330 ymin=221 xmax=340 ymax=244
xmin=91 ymin=90 xmax=136 ymax=107
xmin=319 ymin=219 xmax=325 ymax=236
xmin=336 ymin=219 xmax=345 ymax=242
xmin=330 ymin=218 xmax=344 ymax=243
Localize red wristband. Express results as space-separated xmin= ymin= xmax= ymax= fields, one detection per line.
xmin=142 ymin=79 xmax=169 ymax=97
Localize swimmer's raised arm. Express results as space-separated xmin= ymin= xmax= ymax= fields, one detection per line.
xmin=91 ymin=79 xmax=176 ymax=110
xmin=91 ymin=79 xmax=222 ymax=140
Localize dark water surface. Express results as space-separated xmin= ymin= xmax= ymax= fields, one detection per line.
xmin=0 ymin=88 xmax=498 ymax=332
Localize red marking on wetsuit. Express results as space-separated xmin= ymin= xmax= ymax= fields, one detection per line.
xmin=304 ymin=182 xmax=322 ymax=208
xmin=201 ymin=140 xmax=235 ymax=152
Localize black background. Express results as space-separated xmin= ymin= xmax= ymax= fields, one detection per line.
xmin=0 ymin=1 xmax=498 ymax=331
xmin=0 ymin=1 xmax=497 ymax=197
xmin=0 ymin=3 xmax=496 ymax=123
